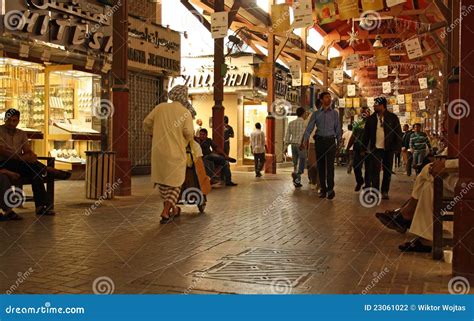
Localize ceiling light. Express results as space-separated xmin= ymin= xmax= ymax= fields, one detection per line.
xmin=373 ymin=35 xmax=383 ymax=49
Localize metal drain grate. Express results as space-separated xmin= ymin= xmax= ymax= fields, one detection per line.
xmin=190 ymin=247 xmax=328 ymax=287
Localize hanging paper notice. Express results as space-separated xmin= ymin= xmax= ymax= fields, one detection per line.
xmin=271 ymin=4 xmax=291 ymax=33
xmin=386 ymin=0 xmax=407 ymax=7
xmin=288 ymin=61 xmax=301 ymax=86
xmin=302 ymin=73 xmax=312 ymax=86
xmin=345 ymin=54 xmax=359 ymax=70
xmin=418 ymin=78 xmax=428 ymax=89
xmin=378 ymin=66 xmax=388 ymax=79
xmin=334 ymin=69 xmax=344 ymax=84
xmin=293 ymin=0 xmax=314 ymax=29
xmin=345 ymin=98 xmax=353 ymax=108
xmin=405 ymin=38 xmax=423 ymax=60
xmin=397 ymin=94 xmax=405 ymax=104
xmin=211 ymin=12 xmax=228 ymax=39
xmin=405 ymin=94 xmax=413 ymax=104
xmin=329 ymin=56 xmax=343 ymax=68
xmin=337 ymin=0 xmax=359 ymax=20
xmin=406 ymin=103 xmax=412 ymax=112
xmin=382 ymin=82 xmax=392 ymax=94
xmin=347 ymin=84 xmax=356 ymax=97
xmin=418 ymin=101 xmax=426 ymax=110
xmin=392 ymin=105 xmax=400 ymax=113
xmin=353 ymin=98 xmax=360 ymax=108
xmin=375 ymin=48 xmax=391 ymax=66
xmin=338 ymin=98 xmax=346 ymax=107
xmin=361 ymin=0 xmax=384 ymax=11
xmin=367 ymin=97 xmax=375 ymax=107
xmin=316 ymin=1 xmax=336 ymax=25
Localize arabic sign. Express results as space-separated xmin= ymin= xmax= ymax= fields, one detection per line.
xmin=1 ymin=0 xmax=113 ymax=54
xmin=128 ymin=15 xmax=180 ymax=75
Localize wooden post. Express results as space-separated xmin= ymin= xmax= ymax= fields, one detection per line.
xmin=454 ymin=0 xmax=474 ymax=283
xmin=112 ymin=0 xmax=131 ymax=196
xmin=300 ymin=27 xmax=308 ymax=109
xmin=212 ymin=0 xmax=225 ymax=151
xmin=265 ymin=0 xmax=277 ymax=174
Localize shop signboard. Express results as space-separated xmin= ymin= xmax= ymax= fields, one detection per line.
xmin=1 ymin=0 xmax=113 ymax=54
xmin=128 ymin=15 xmax=181 ymax=75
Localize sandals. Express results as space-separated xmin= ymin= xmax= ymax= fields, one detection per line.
xmin=399 ymin=238 xmax=432 ymax=253
xmin=160 ymin=207 xmax=181 ymax=224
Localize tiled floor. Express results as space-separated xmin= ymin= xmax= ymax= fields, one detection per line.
xmin=0 ymin=166 xmax=464 ymax=294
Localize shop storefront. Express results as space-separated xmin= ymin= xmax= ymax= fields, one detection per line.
xmin=0 ymin=0 xmax=113 ymax=178
xmin=127 ymin=15 xmax=180 ymax=175
xmin=170 ymin=54 xmax=299 ymax=166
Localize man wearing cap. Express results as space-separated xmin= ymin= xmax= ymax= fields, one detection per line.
xmin=362 ymin=97 xmax=403 ymax=200
xmin=302 ymin=92 xmax=342 ymax=199
xmin=0 ymin=109 xmax=71 ymax=216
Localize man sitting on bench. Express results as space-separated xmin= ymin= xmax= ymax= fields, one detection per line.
xmin=375 ymin=158 xmax=458 ymax=252
xmin=196 ymin=128 xmax=237 ymax=187
xmin=0 ymin=109 xmax=71 ymax=216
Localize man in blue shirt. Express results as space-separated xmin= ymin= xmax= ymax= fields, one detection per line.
xmin=301 ymin=92 xmax=342 ymax=199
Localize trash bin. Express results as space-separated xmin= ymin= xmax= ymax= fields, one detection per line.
xmin=85 ymin=151 xmax=116 ymax=200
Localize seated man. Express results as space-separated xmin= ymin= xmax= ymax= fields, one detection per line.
xmin=0 ymin=109 xmax=71 ymax=216
xmin=0 ymin=169 xmax=23 ymax=221
xmin=196 ymin=128 xmax=237 ymax=187
xmin=375 ymin=158 xmax=458 ymax=252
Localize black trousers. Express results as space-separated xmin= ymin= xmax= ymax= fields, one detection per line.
xmin=367 ymin=149 xmax=394 ymax=193
xmin=224 ymin=141 xmax=230 ymax=156
xmin=254 ymin=153 xmax=265 ymax=174
xmin=406 ymin=151 xmax=413 ymax=176
xmin=1 ymin=159 xmax=51 ymax=209
xmin=315 ymin=136 xmax=337 ymax=192
xmin=353 ymin=144 xmax=370 ymax=187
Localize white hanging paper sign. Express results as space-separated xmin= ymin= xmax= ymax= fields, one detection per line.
xmin=393 ymin=105 xmax=400 ymax=113
xmin=345 ymin=54 xmax=359 ymax=71
xmin=397 ymin=94 xmax=405 ymax=104
xmin=367 ymin=97 xmax=375 ymax=107
xmin=386 ymin=0 xmax=407 ymax=7
xmin=418 ymin=78 xmax=428 ymax=89
xmin=347 ymin=84 xmax=356 ymax=97
xmin=377 ymin=66 xmax=388 ymax=79
xmin=293 ymin=0 xmax=313 ymax=29
xmin=405 ymin=38 xmax=423 ymax=60
xmin=289 ymin=61 xmax=301 ymax=86
xmin=419 ymin=101 xmax=426 ymax=110
xmin=338 ymin=98 xmax=346 ymax=108
xmin=334 ymin=69 xmax=344 ymax=84
xmin=211 ymin=12 xmax=228 ymax=39
xmin=382 ymin=82 xmax=392 ymax=94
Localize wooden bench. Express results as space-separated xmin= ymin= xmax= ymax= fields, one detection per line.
xmin=17 ymin=157 xmax=55 ymax=210
xmin=432 ymin=171 xmax=456 ymax=260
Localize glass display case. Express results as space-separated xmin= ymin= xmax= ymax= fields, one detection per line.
xmin=46 ymin=67 xmax=102 ymax=168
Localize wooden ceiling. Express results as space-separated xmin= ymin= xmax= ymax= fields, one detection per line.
xmin=181 ymin=0 xmax=449 ymax=101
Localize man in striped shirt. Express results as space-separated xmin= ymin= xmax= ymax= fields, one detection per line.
xmin=284 ymin=107 xmax=308 ymax=187
xmin=410 ymin=123 xmax=431 ymax=173
xmin=250 ymin=123 xmax=266 ymax=177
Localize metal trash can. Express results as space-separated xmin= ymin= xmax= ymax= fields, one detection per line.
xmin=85 ymin=151 xmax=116 ymax=200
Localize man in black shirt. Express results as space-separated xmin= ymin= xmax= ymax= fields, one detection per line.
xmin=402 ymin=124 xmax=414 ymax=176
xmin=197 ymin=129 xmax=237 ymax=186
xmin=223 ymin=116 xmax=234 ymax=156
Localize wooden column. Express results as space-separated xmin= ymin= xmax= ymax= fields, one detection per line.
xmin=265 ymin=0 xmax=276 ymax=174
xmin=112 ymin=0 xmax=131 ymax=196
xmin=447 ymin=0 xmax=460 ymax=158
xmin=454 ymin=0 xmax=474 ymax=282
xmin=212 ymin=0 xmax=225 ymax=151
xmin=300 ymin=27 xmax=308 ymax=109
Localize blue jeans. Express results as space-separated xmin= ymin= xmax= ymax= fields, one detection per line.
xmin=291 ymin=144 xmax=307 ymax=182
xmin=413 ymin=150 xmax=426 ymax=167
